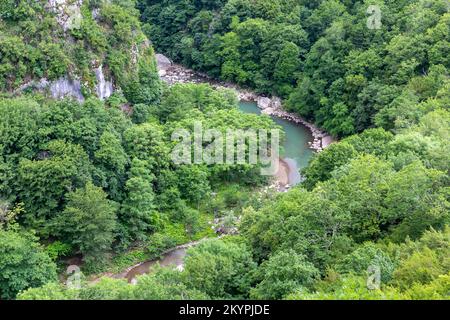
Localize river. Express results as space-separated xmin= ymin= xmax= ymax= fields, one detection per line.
xmin=117 ymin=248 xmax=187 ymax=283
xmin=116 ymin=57 xmax=317 ymax=283
xmin=238 ymin=101 xmax=314 ymax=185
xmin=118 ymin=103 xmax=315 ymax=283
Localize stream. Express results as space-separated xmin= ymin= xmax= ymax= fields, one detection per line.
xmin=116 ymin=248 xmax=187 ymax=283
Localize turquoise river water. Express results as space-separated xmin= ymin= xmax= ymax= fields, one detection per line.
xmin=238 ymin=101 xmax=314 ymax=185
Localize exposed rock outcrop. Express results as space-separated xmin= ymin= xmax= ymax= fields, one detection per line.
xmin=155 ymin=54 xmax=173 ymax=71
xmin=257 ymin=97 xmax=271 ymax=110
xmin=50 ymin=77 xmax=84 ymax=102
xmin=9 ymin=2 xmax=161 ymax=104
xmin=47 ymin=0 xmax=83 ymax=32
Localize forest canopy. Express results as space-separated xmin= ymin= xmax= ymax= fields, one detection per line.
xmin=140 ymin=0 xmax=450 ymax=136
xmin=0 ymin=0 xmax=449 ymax=301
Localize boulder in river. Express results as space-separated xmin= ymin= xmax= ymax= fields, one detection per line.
xmin=155 ymin=53 xmax=172 ymax=71
xmin=262 ymin=107 xmax=275 ymax=115
xmin=257 ymin=96 xmax=271 ymax=109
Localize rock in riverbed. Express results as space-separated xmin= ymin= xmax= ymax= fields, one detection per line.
xmin=155 ymin=53 xmax=172 ymax=71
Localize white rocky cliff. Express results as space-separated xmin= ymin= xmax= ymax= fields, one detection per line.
xmin=47 ymin=0 xmax=84 ymax=32
xmin=50 ymin=78 xmax=84 ymax=102
xmin=16 ymin=2 xmax=117 ymax=102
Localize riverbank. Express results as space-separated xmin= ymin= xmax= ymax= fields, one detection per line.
xmin=156 ymin=54 xmax=335 ymax=152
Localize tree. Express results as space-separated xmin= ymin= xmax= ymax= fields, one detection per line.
xmin=0 ymin=230 xmax=57 ymax=299
xmin=133 ymin=267 xmax=209 ymax=300
xmin=405 ymin=273 xmax=450 ymax=300
xmin=183 ymin=239 xmax=257 ymax=299
xmin=0 ymin=97 xmax=41 ymax=160
xmin=120 ymin=158 xmax=160 ymax=244
xmin=124 ymin=122 xmax=170 ymax=172
xmin=17 ymin=282 xmax=76 ymax=300
xmin=336 ymin=243 xmax=395 ymax=283
xmin=176 ymin=165 xmax=211 ymax=205
xmin=287 ymin=276 xmax=406 ymax=300
xmin=322 ymin=155 xmax=395 ymax=242
xmin=131 ymin=103 xmax=158 ymax=124
xmin=251 ymin=250 xmax=320 ymax=300
xmin=54 ymin=182 xmax=117 ymax=267
xmin=323 ymin=102 xmax=356 ymax=137
xmin=94 ymin=129 xmax=129 ymax=201
xmin=303 ymin=142 xmax=357 ymax=190
xmin=273 ymin=42 xmax=300 ymax=96
xmin=383 ymin=162 xmax=447 ymax=241
xmin=393 ymin=247 xmax=445 ymax=290
xmin=78 ymin=278 xmax=134 ymax=300
xmin=16 ymin=140 xmax=92 ymax=232
xmin=343 ymin=128 xmax=394 ymax=156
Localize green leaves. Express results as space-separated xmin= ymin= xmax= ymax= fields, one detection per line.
xmin=120 ymin=158 xmax=159 ymax=244
xmin=17 ymin=140 xmax=92 ymax=230
xmin=0 ymin=230 xmax=57 ymax=299
xmin=183 ymin=239 xmax=257 ymax=299
xmin=250 ymin=250 xmax=320 ymax=300
xmin=303 ymin=142 xmax=358 ymax=190
xmin=53 ymin=182 xmax=117 ymax=268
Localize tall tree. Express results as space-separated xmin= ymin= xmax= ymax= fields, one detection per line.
xmin=120 ymin=158 xmax=160 ymax=244
xmin=54 ymin=182 xmax=117 ymax=267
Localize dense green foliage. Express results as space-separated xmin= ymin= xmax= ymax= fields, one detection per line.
xmin=0 ymin=63 xmax=280 ymax=294
xmin=17 ymin=228 xmax=450 ymax=300
xmin=1 ymin=0 xmax=449 ymax=301
xmin=0 ymin=0 xmax=161 ymax=104
xmin=0 ymin=207 xmax=57 ymax=299
xmin=140 ymin=0 xmax=449 ymax=137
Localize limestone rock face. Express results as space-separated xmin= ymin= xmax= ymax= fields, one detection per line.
xmin=94 ymin=65 xmax=113 ymax=100
xmin=271 ymin=96 xmax=282 ymax=110
xmin=50 ymin=77 xmax=84 ymax=102
xmin=262 ymin=107 xmax=275 ymax=115
xmin=47 ymin=0 xmax=83 ymax=32
xmin=8 ymin=1 xmax=162 ymax=103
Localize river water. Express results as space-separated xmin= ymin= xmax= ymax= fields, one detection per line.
xmin=120 ymin=248 xmax=187 ymax=283
xmin=238 ymin=101 xmax=314 ymax=185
